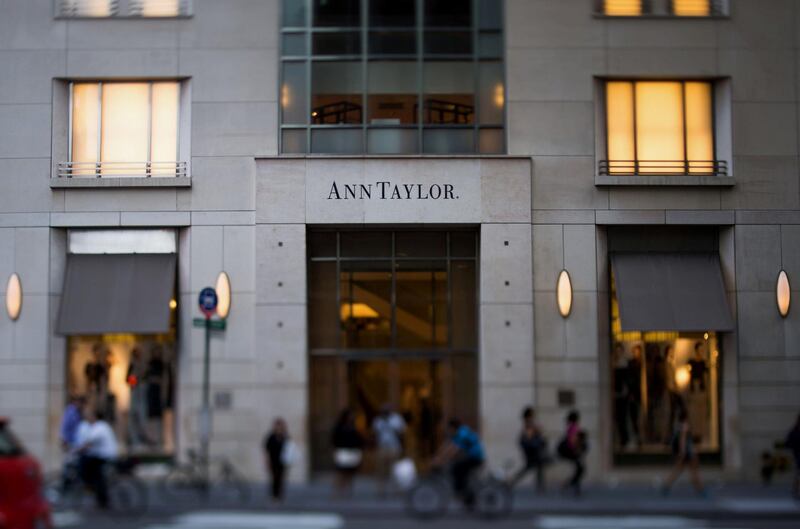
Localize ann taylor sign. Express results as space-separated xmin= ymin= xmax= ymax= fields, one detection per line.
xmin=327 ymin=181 xmax=459 ymax=201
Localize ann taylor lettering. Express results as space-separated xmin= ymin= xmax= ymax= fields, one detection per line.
xmin=327 ymin=181 xmax=458 ymax=200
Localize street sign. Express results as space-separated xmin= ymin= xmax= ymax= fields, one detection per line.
xmin=198 ymin=287 xmax=218 ymax=318
xmin=192 ymin=318 xmax=227 ymax=330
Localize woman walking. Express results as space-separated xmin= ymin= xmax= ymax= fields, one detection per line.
xmin=558 ymin=410 xmax=586 ymax=496
xmin=331 ymin=408 xmax=364 ymax=498
xmin=662 ymin=409 xmax=705 ymax=496
xmin=263 ymin=418 xmax=290 ymax=503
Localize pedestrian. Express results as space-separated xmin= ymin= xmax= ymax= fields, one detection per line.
xmin=75 ymin=409 xmax=119 ymax=510
xmin=662 ymin=409 xmax=705 ymax=496
xmin=60 ymin=395 xmax=84 ymax=451
xmin=510 ymin=406 xmax=547 ymax=493
xmin=331 ymin=408 xmax=363 ymax=498
xmin=263 ymin=418 xmax=291 ymax=503
xmin=557 ymin=410 xmax=587 ymax=496
xmin=784 ymin=412 xmax=800 ymax=499
xmin=372 ymin=403 xmax=406 ymax=497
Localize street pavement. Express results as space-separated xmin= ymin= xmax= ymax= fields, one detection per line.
xmin=51 ymin=481 xmax=800 ymax=529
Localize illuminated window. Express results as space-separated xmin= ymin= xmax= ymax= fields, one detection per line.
xmin=603 ymin=0 xmax=644 ymax=16
xmin=70 ymin=82 xmax=181 ymax=177
xmin=57 ymin=0 xmax=189 ymax=17
xmin=604 ymin=80 xmax=718 ymax=175
xmin=671 ymin=0 xmax=711 ymax=16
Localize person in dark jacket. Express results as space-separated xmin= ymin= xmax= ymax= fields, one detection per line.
xmin=785 ymin=413 xmax=800 ymax=499
xmin=558 ymin=410 xmax=587 ymax=496
xmin=264 ymin=418 xmax=289 ymax=502
xmin=511 ymin=406 xmax=547 ymax=493
xmin=331 ymin=408 xmax=364 ymax=497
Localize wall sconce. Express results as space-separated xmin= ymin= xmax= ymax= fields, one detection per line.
xmin=556 ymin=269 xmax=573 ymax=318
xmin=777 ymin=270 xmax=791 ymax=318
xmin=5 ymin=273 xmax=22 ymax=321
xmin=215 ymin=271 xmax=231 ymax=319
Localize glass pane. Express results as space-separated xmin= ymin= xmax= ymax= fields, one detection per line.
xmin=479 ymin=128 xmax=504 ymax=154
xmin=603 ymin=0 xmax=643 ymax=16
xmin=479 ymin=61 xmax=503 ymax=125
xmin=367 ymin=129 xmax=418 ymax=154
xmin=369 ymin=31 xmax=416 ymax=55
xmin=281 ymin=129 xmax=307 ymax=153
xmin=309 ymin=231 xmax=337 ymax=257
xmin=309 ymin=261 xmax=340 ymax=349
xmin=635 ymin=82 xmax=685 ymax=174
xmin=71 ymin=83 xmax=100 ymax=173
xmin=282 ymin=33 xmax=307 ymax=55
xmin=313 ymin=0 xmax=360 ymax=26
xmin=65 ymin=0 xmax=114 ymax=17
xmin=340 ymin=261 xmax=392 ymax=349
xmin=424 ymin=30 xmax=472 ymax=55
xmin=672 ymin=0 xmax=710 ymax=16
xmin=685 ymin=82 xmax=714 ymax=174
xmin=451 ymin=260 xmax=476 ymax=349
xmin=396 ymin=232 xmax=446 ymax=258
xmin=283 ymin=0 xmax=307 ymax=26
xmin=396 ymin=261 xmax=447 ymax=348
xmin=478 ymin=0 xmax=502 ymax=29
xmin=423 ymin=61 xmax=474 ymax=124
xmin=423 ymin=128 xmax=474 ymax=154
xmin=606 ymin=81 xmax=635 ymax=174
xmin=425 ymin=0 xmax=471 ymax=27
xmin=450 ymin=231 xmax=476 ymax=257
xmin=368 ymin=61 xmax=418 ymax=125
xmin=340 ymin=231 xmax=392 ymax=257
xmin=101 ymin=83 xmax=149 ymax=166
xmin=311 ymin=128 xmax=363 ymax=153
xmin=370 ymin=0 xmax=416 ymax=26
xmin=309 ymin=356 xmax=347 ymax=472
xmin=312 ymin=31 xmax=361 ymax=55
xmin=312 ymin=61 xmax=363 ymax=124
xmin=282 ymin=62 xmax=308 ymax=124
xmin=139 ymin=0 xmax=180 ymax=17
xmin=478 ymin=32 xmax=503 ymax=59
xmin=150 ymin=82 xmax=179 ymax=175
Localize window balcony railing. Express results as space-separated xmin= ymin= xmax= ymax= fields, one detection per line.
xmin=598 ymin=160 xmax=728 ymax=176
xmin=56 ymin=0 xmax=192 ymax=18
xmin=57 ymin=161 xmax=188 ymax=179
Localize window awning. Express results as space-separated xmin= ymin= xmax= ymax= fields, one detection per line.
xmin=611 ymin=253 xmax=734 ymax=332
xmin=57 ymin=254 xmax=176 ymax=335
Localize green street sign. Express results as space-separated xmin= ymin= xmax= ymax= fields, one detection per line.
xmin=192 ymin=318 xmax=227 ymax=330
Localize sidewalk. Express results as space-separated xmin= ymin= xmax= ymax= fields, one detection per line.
xmin=149 ymin=479 xmax=800 ymax=519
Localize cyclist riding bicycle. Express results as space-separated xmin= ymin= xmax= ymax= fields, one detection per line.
xmin=74 ymin=409 xmax=118 ymax=509
xmin=431 ymin=418 xmax=485 ymax=507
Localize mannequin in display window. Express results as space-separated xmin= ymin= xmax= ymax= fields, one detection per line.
xmin=145 ymin=345 xmax=166 ymax=444
xmin=126 ymin=346 xmax=151 ymax=448
xmin=688 ymin=342 xmax=708 ymax=393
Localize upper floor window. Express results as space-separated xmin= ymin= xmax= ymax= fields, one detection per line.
xmin=598 ymin=0 xmax=726 ymax=17
xmin=64 ymin=81 xmax=186 ymax=178
xmin=600 ymin=80 xmax=726 ymax=176
xmin=57 ymin=0 xmax=191 ymax=18
xmin=280 ymin=0 xmax=505 ymax=155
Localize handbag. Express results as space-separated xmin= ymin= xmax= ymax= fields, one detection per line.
xmin=281 ymin=440 xmax=299 ymax=466
xmin=334 ymin=448 xmax=363 ymax=469
xmin=392 ymin=457 xmax=417 ymax=490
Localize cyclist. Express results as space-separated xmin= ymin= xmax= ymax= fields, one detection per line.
xmin=75 ymin=409 xmax=118 ymax=509
xmin=431 ymin=418 xmax=485 ymax=507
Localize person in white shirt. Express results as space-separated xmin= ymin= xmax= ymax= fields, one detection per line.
xmin=76 ymin=409 xmax=118 ymax=509
xmin=372 ymin=404 xmax=406 ymax=497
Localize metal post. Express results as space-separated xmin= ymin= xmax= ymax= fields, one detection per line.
xmin=200 ymin=317 xmax=211 ymax=496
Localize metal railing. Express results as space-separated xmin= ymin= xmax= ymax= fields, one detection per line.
xmin=598 ymin=160 xmax=728 ymax=176
xmin=56 ymin=0 xmax=191 ymax=18
xmin=57 ymin=161 xmax=188 ymax=178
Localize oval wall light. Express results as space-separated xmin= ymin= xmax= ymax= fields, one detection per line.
xmin=6 ymin=273 xmax=22 ymax=321
xmin=215 ymin=271 xmax=231 ymax=319
xmin=777 ymin=270 xmax=791 ymax=318
xmin=556 ymin=269 xmax=573 ymax=318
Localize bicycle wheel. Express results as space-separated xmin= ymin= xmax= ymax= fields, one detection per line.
xmin=215 ymin=462 xmax=250 ymax=506
xmin=405 ymin=478 xmax=449 ymax=519
xmin=160 ymin=465 xmax=198 ymax=499
xmin=108 ymin=476 xmax=148 ymax=518
xmin=474 ymin=479 xmax=513 ymax=520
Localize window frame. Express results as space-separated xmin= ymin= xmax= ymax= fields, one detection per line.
xmin=598 ymin=79 xmax=730 ymax=179
xmin=279 ymin=0 xmax=506 ymax=155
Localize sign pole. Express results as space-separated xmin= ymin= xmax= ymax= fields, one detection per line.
xmin=201 ymin=315 xmax=211 ymax=496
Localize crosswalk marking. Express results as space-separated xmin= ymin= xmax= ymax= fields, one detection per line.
xmin=534 ymin=516 xmax=703 ymax=529
xmin=51 ymin=511 xmax=83 ymax=528
xmin=144 ymin=512 xmax=345 ymax=529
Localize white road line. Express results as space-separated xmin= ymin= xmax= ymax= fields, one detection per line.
xmin=534 ymin=516 xmax=705 ymax=529
xmin=51 ymin=511 xmax=84 ymax=528
xmin=719 ymin=498 xmax=800 ymax=513
xmin=144 ymin=511 xmax=345 ymax=529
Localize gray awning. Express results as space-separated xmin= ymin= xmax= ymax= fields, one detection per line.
xmin=611 ymin=253 xmax=734 ymax=332
xmin=57 ymin=253 xmax=176 ymax=335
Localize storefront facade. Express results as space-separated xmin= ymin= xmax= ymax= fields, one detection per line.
xmin=0 ymin=0 xmax=799 ymax=484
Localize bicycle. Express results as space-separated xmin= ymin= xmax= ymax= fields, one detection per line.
xmin=405 ymin=465 xmax=513 ymax=520
xmin=44 ymin=457 xmax=148 ymax=518
xmin=160 ymin=448 xmax=250 ymax=505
